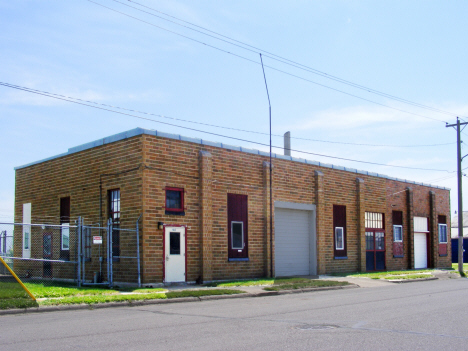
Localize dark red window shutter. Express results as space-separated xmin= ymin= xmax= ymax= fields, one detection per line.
xmin=333 ymin=205 xmax=347 ymax=258
xmin=392 ymin=211 xmax=403 ymax=225
xmin=227 ymin=194 xmax=248 ymax=259
xmin=438 ymin=215 xmax=446 ymax=224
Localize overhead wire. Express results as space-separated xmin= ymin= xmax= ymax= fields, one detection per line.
xmin=112 ymin=0 xmax=464 ymax=120
xmin=85 ymin=0 xmax=449 ymax=124
xmin=2 ymin=82 xmax=452 ymax=148
xmin=0 ymin=81 xmax=453 ymax=173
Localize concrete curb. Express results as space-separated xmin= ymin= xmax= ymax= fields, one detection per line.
xmin=387 ymin=277 xmax=439 ymax=283
xmin=0 ymin=284 xmax=358 ymax=316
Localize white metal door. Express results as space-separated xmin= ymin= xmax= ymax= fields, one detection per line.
xmin=164 ymin=226 xmax=186 ymax=282
xmin=275 ymin=208 xmax=313 ymax=277
xmin=414 ymin=233 xmax=427 ymax=269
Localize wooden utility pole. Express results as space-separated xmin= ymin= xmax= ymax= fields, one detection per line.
xmin=446 ymin=117 xmax=467 ymax=274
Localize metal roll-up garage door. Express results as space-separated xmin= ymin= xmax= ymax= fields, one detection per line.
xmin=275 ymin=206 xmax=315 ymax=277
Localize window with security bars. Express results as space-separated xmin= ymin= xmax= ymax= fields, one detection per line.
xmin=108 ymin=189 xmax=120 ymax=258
xmin=365 ymin=212 xmax=384 ymax=229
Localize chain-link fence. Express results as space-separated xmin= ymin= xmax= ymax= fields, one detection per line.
xmin=0 ymin=218 xmax=140 ymax=289
xmin=0 ymin=222 xmax=79 ymax=286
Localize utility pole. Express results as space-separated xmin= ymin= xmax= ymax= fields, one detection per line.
xmin=446 ymin=117 xmax=467 ymax=275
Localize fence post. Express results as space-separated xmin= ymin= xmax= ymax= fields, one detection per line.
xmin=136 ymin=215 xmax=141 ymax=288
xmin=77 ymin=217 xmax=82 ymax=288
xmin=108 ymin=219 xmax=113 ymax=288
xmin=1 ymin=231 xmax=5 ymax=255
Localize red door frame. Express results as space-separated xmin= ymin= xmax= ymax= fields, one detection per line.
xmin=162 ymin=225 xmax=187 ymax=282
xmin=366 ymin=229 xmax=386 ymax=271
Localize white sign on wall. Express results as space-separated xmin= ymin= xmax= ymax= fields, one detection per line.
xmin=93 ymin=236 xmax=103 ymax=244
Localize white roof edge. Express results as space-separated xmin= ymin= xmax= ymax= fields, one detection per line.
xmin=14 ymin=127 xmax=451 ymax=191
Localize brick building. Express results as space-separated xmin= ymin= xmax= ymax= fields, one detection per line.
xmin=14 ymin=128 xmax=451 ymax=284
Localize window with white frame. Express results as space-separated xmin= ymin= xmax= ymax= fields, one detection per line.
xmin=61 ymin=223 xmax=70 ymax=250
xmin=393 ymin=225 xmax=403 ymax=242
xmin=231 ymin=221 xmax=244 ymax=249
xmin=335 ymin=227 xmax=344 ymax=250
xmin=438 ymin=224 xmax=447 ymax=243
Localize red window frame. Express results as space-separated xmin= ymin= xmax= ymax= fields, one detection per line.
xmin=333 ymin=205 xmax=347 ymax=258
xmin=165 ymin=187 xmax=185 ymax=214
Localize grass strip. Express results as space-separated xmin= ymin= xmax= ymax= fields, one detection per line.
xmin=384 ymin=274 xmax=432 ymax=280
xmin=205 ymin=279 xmax=274 ymax=287
xmin=40 ymin=292 xmax=167 ymax=306
xmin=39 ymin=289 xmax=244 ymax=306
xmin=264 ymin=279 xmax=349 ymax=291
xmin=166 ymin=289 xmax=244 ymax=299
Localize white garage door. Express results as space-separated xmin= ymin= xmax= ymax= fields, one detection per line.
xmin=414 ymin=233 xmax=427 ymax=269
xmin=275 ymin=207 xmax=314 ymax=277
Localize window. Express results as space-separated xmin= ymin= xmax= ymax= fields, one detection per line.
xmin=60 ymin=197 xmax=70 ymax=260
xmin=438 ymin=215 xmax=448 ymax=256
xmin=24 ymin=232 xmax=30 ymax=250
xmin=393 ymin=226 xmax=403 ymax=242
xmin=231 ymin=222 xmax=244 ymax=249
xmin=61 ymin=224 xmax=70 ymax=250
xmin=83 ymin=227 xmax=92 ymax=261
xmin=392 ymin=211 xmax=403 ymax=242
xmin=22 ymin=203 xmax=31 ymax=259
xmin=108 ymin=189 xmax=120 ymax=258
xmin=227 ymin=194 xmax=248 ymax=260
xmin=165 ymin=187 xmax=184 ymax=215
xmin=438 ymin=224 xmax=447 ymax=243
xmin=333 ymin=205 xmax=347 ymax=258
xmin=365 ymin=212 xmax=383 ymax=229
xmin=335 ymin=227 xmax=344 ymax=250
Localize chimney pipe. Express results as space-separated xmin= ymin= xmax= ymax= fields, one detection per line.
xmin=284 ymin=131 xmax=291 ymax=156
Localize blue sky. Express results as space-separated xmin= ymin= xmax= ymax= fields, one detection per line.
xmin=1 ymin=1 xmax=468 ymax=222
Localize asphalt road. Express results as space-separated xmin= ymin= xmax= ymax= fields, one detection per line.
xmin=1 ymin=278 xmax=468 ymax=351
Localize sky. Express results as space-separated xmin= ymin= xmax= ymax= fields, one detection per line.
xmin=1 ymin=0 xmax=468 ymax=222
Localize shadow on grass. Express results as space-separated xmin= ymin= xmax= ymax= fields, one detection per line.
xmin=0 ymin=281 xmax=39 ymax=310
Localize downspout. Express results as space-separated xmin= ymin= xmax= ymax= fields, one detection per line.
xmin=136 ymin=214 xmax=142 ymax=287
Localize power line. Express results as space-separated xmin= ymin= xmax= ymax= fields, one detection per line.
xmin=112 ymin=0 xmax=464 ymax=120
xmin=85 ymin=0 xmax=449 ymax=124
xmin=0 ymin=81 xmax=452 ymax=173
xmin=2 ymin=82 xmax=452 ymax=148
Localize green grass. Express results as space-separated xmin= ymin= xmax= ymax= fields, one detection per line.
xmin=384 ymin=274 xmax=432 ymax=280
xmin=0 ymin=281 xmax=39 ymax=309
xmin=346 ymin=270 xmax=431 ymax=279
xmin=0 ymin=279 xmax=245 ymax=309
xmin=205 ymin=278 xmax=275 ymax=287
xmin=40 ymin=289 xmax=244 ymax=306
xmin=452 ymin=263 xmax=468 ymax=277
xmin=264 ymin=278 xmax=350 ymax=291
xmin=165 ymin=289 xmax=244 ymax=299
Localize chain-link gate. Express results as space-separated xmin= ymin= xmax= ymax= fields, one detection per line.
xmin=79 ymin=217 xmax=141 ymax=288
